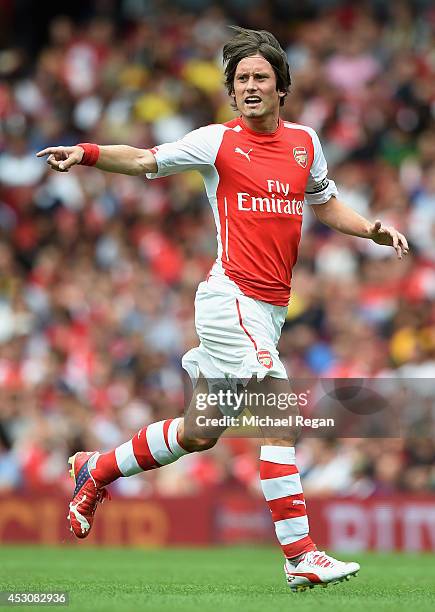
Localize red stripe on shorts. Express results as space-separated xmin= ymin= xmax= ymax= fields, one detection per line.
xmin=236 ymin=298 xmax=257 ymax=350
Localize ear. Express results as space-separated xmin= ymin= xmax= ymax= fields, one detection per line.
xmin=278 ymin=90 xmax=286 ymax=99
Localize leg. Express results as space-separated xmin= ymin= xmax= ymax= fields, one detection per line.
xmin=251 ymin=376 xmax=360 ymax=591
xmin=246 ymin=376 xmax=316 ymax=559
xmin=91 ymin=376 xmax=221 ymax=486
xmin=68 ymin=376 xmax=225 ymax=538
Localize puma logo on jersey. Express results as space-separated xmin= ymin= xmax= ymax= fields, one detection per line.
xmin=235 ymin=147 xmax=253 ymax=161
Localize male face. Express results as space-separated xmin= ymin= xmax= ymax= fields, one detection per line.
xmin=233 ymin=55 xmax=284 ymax=120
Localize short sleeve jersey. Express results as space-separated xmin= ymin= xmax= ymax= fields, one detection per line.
xmin=147 ymin=116 xmax=338 ymax=306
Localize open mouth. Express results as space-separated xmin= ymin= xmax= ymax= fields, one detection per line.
xmin=245 ymin=96 xmax=262 ymax=106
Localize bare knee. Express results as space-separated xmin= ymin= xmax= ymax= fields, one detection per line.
xmin=177 ymin=417 xmax=220 ymax=452
xmin=183 ymin=437 xmax=218 ymax=452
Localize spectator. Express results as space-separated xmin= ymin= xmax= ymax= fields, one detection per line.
xmin=0 ymin=1 xmax=434 ymax=497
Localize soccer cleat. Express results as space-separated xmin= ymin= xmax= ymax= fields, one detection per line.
xmin=67 ymin=451 xmax=109 ymax=539
xmin=284 ymin=550 xmax=360 ymax=592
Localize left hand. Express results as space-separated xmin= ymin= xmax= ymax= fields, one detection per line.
xmin=369 ymin=220 xmax=409 ymax=259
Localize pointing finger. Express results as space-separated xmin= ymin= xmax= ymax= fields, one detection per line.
xmin=37 ymin=147 xmax=62 ymax=158
xmin=36 ymin=148 xmax=51 ymax=157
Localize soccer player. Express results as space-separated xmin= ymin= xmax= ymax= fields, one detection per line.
xmin=37 ymin=27 xmax=408 ymax=591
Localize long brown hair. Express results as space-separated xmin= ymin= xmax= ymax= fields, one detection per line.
xmin=223 ymin=26 xmax=291 ymax=107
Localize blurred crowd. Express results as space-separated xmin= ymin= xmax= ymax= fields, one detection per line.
xmin=0 ymin=0 xmax=434 ymax=498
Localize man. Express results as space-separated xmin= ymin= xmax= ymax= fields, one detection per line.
xmin=37 ymin=27 xmax=408 ymax=592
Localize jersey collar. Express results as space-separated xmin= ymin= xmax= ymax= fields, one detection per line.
xmin=238 ymin=116 xmax=284 ymax=139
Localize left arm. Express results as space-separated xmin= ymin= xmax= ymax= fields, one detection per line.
xmin=312 ymin=196 xmax=409 ymax=259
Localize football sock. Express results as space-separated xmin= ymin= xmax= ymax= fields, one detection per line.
xmin=91 ymin=417 xmax=189 ymax=486
xmin=260 ymin=445 xmax=316 ymax=558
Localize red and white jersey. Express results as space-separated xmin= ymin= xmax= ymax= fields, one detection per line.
xmin=147 ymin=117 xmax=338 ymax=306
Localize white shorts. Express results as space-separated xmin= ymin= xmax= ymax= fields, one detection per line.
xmin=182 ymin=281 xmax=288 ymax=384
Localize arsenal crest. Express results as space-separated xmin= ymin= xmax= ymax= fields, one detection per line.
xmin=293 ymin=147 xmax=308 ymax=168
xmin=257 ymin=349 xmax=273 ymax=369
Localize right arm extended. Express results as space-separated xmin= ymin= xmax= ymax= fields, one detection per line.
xmin=36 ymin=144 xmax=158 ymax=176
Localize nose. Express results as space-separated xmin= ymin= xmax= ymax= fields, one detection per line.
xmin=246 ymin=76 xmax=258 ymax=91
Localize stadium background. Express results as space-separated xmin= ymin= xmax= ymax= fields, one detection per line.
xmin=0 ymin=0 xmax=434 ymax=552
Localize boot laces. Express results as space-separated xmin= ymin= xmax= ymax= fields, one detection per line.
xmin=302 ymin=551 xmax=335 ymax=568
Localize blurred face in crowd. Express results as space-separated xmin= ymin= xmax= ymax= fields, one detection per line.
xmin=233 ymin=55 xmax=285 ymax=130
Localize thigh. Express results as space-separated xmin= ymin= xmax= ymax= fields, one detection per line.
xmin=190 ymin=285 xmax=288 ymax=380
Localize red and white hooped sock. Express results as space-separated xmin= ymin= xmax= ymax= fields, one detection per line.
xmin=90 ymin=417 xmax=189 ymax=486
xmin=260 ymin=445 xmax=316 ymax=559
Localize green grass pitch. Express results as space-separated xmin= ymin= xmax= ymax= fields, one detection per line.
xmin=1 ymin=546 xmax=434 ymax=612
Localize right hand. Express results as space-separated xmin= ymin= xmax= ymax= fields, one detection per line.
xmin=36 ymin=145 xmax=84 ymax=172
